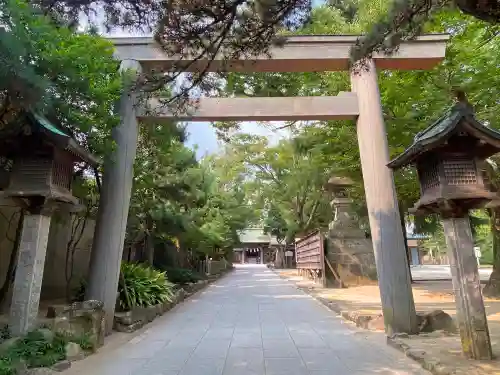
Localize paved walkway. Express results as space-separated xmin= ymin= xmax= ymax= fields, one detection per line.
xmin=65 ymin=265 xmax=429 ymax=375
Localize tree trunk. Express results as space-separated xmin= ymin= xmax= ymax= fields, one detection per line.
xmin=144 ymin=217 xmax=155 ymax=266
xmin=399 ymin=205 xmax=413 ymax=283
xmin=274 ymin=246 xmax=285 ymax=268
xmin=0 ymin=210 xmax=24 ymax=312
xmin=483 ymin=207 xmax=500 ymax=297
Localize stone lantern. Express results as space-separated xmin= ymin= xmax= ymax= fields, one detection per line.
xmin=0 ymin=111 xmax=99 ymax=335
xmin=388 ymin=101 xmax=498 ymax=360
xmin=324 ymin=176 xmax=376 ymax=285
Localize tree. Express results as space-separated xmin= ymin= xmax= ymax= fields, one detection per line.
xmin=215 ymin=132 xmax=334 ymax=266
xmin=0 ymin=0 xmax=121 ymax=155
xmin=0 ymin=0 xmax=122 ymax=304
xmin=351 ymin=0 xmax=500 ymax=63
xmin=215 ymin=2 xmax=500 ymax=286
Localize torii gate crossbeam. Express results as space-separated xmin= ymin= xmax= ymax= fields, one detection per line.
xmin=86 ymin=34 xmax=449 ymax=336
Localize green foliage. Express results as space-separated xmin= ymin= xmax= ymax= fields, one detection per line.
xmin=0 ymin=329 xmax=94 ymax=374
xmin=163 ymin=267 xmax=204 ymax=285
xmin=214 ymin=132 xmax=333 ymax=245
xmin=0 ymin=326 xmax=10 ymax=344
xmin=218 ymin=3 xmax=500 ymax=246
xmin=0 ymin=0 xmax=121 ymax=155
xmin=126 ymin=121 xmax=258 ymax=264
xmin=118 ymin=263 xmax=175 ymax=311
xmin=352 ymin=0 xmax=500 ymax=63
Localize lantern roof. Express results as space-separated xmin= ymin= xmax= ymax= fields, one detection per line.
xmin=388 ymin=102 xmax=500 ymax=170
xmin=0 ymin=111 xmax=100 ymax=167
xmin=31 ymin=112 xmax=100 ymax=167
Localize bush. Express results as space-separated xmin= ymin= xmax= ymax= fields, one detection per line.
xmin=0 ymin=329 xmax=94 ymax=375
xmin=164 ymin=267 xmax=203 ymax=285
xmin=118 ymin=263 xmax=175 ymax=311
xmin=0 ymin=325 xmax=10 ymax=344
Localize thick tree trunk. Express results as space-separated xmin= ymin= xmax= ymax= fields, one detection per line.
xmin=274 ymin=246 xmax=286 ymax=268
xmin=483 ymin=207 xmax=500 ymax=297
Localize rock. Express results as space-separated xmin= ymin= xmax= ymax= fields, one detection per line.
xmin=46 ymin=305 xmax=69 ymax=319
xmin=417 ymin=310 xmax=456 ymax=333
xmin=21 ymin=368 xmax=57 ymax=375
xmin=65 ymin=342 xmax=84 ymax=361
xmin=51 ymin=360 xmax=72 ymax=372
xmin=114 ymin=321 xmax=144 ymax=333
xmin=366 ymin=315 xmax=386 ymax=331
xmin=114 ymin=311 xmax=134 ymax=326
xmin=38 ymin=328 xmax=55 ymax=342
xmin=391 ymin=332 xmax=409 ymax=339
xmin=0 ymin=336 xmax=20 ymax=352
xmin=48 ymin=300 xmax=105 ymax=349
xmin=13 ymin=359 xmax=28 ymax=373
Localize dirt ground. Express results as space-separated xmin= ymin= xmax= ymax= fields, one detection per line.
xmin=278 ymin=269 xmax=500 ymax=375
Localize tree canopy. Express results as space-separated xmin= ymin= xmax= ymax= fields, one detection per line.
xmin=0 ymin=0 xmax=122 ymax=155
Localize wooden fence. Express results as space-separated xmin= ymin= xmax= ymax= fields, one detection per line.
xmin=295 ymin=230 xmax=326 ymax=286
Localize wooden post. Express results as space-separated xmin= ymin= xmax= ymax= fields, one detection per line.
xmin=442 ymin=216 xmax=492 ymax=360
xmin=86 ymin=59 xmax=142 ymax=334
xmin=320 ymin=234 xmax=327 ymax=287
xmin=350 ymin=59 xmax=418 ymax=335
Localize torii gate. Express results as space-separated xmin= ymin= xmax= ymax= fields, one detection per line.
xmin=86 ymin=34 xmax=449 ymax=335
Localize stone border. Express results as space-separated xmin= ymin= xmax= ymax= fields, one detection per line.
xmin=273 ymin=269 xmax=454 ymax=375
xmin=114 ymin=268 xmax=233 ymax=333
xmin=387 ymin=336 xmax=454 ymax=375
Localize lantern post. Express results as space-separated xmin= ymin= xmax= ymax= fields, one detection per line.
xmin=0 ymin=112 xmax=99 ymax=335
xmin=388 ymin=101 xmax=497 ymax=360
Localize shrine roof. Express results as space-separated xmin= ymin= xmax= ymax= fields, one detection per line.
xmin=31 ymin=112 xmax=100 ymax=167
xmin=388 ymin=102 xmax=500 ymax=169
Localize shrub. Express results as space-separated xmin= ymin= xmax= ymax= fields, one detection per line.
xmin=0 ymin=329 xmax=94 ymax=374
xmin=0 ymin=325 xmax=10 ymax=344
xmin=118 ymin=263 xmax=175 ymax=311
xmin=164 ymin=267 xmax=203 ymax=285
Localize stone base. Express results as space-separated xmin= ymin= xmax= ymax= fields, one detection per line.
xmin=42 ymin=300 xmax=105 ymax=348
xmin=327 ymin=237 xmax=377 ymax=285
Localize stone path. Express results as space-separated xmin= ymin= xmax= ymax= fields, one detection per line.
xmin=64 ymin=265 xmax=429 ymax=375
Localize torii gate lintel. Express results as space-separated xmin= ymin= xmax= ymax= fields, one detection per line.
xmin=87 ymin=34 xmax=449 ymax=335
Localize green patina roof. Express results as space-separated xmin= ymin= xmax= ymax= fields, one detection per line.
xmin=388 ymin=102 xmax=500 ymax=169
xmin=32 ymin=112 xmax=70 ymax=137
xmin=28 ymin=112 xmax=100 ymax=167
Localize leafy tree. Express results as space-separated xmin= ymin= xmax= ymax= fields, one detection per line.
xmin=352 ymin=0 xmax=500 ymax=62
xmin=0 ymin=0 xmax=121 ymax=155
xmin=216 ymin=133 xmax=334 ymax=266
xmin=216 ymin=3 xmax=500 ymax=285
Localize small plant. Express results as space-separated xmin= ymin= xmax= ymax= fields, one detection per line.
xmin=0 ymin=325 xmax=10 ymax=344
xmin=0 ymin=328 xmax=94 ymax=374
xmin=118 ymin=262 xmax=175 ymax=311
xmin=163 ymin=267 xmax=203 ymax=285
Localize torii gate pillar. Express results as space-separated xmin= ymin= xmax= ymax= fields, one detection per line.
xmin=351 ymin=60 xmax=417 ymax=334
xmin=86 ymin=59 xmax=142 ymax=334
xmin=89 ymin=34 xmax=448 ymax=335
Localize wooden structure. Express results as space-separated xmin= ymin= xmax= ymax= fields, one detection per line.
xmin=1 ymin=112 xmax=99 ymax=207
xmin=87 ymin=34 xmax=448 ymax=334
xmin=295 ymin=230 xmax=326 ymax=287
xmin=0 ymin=111 xmax=98 ymax=335
xmin=389 ymin=101 xmax=498 ymax=360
